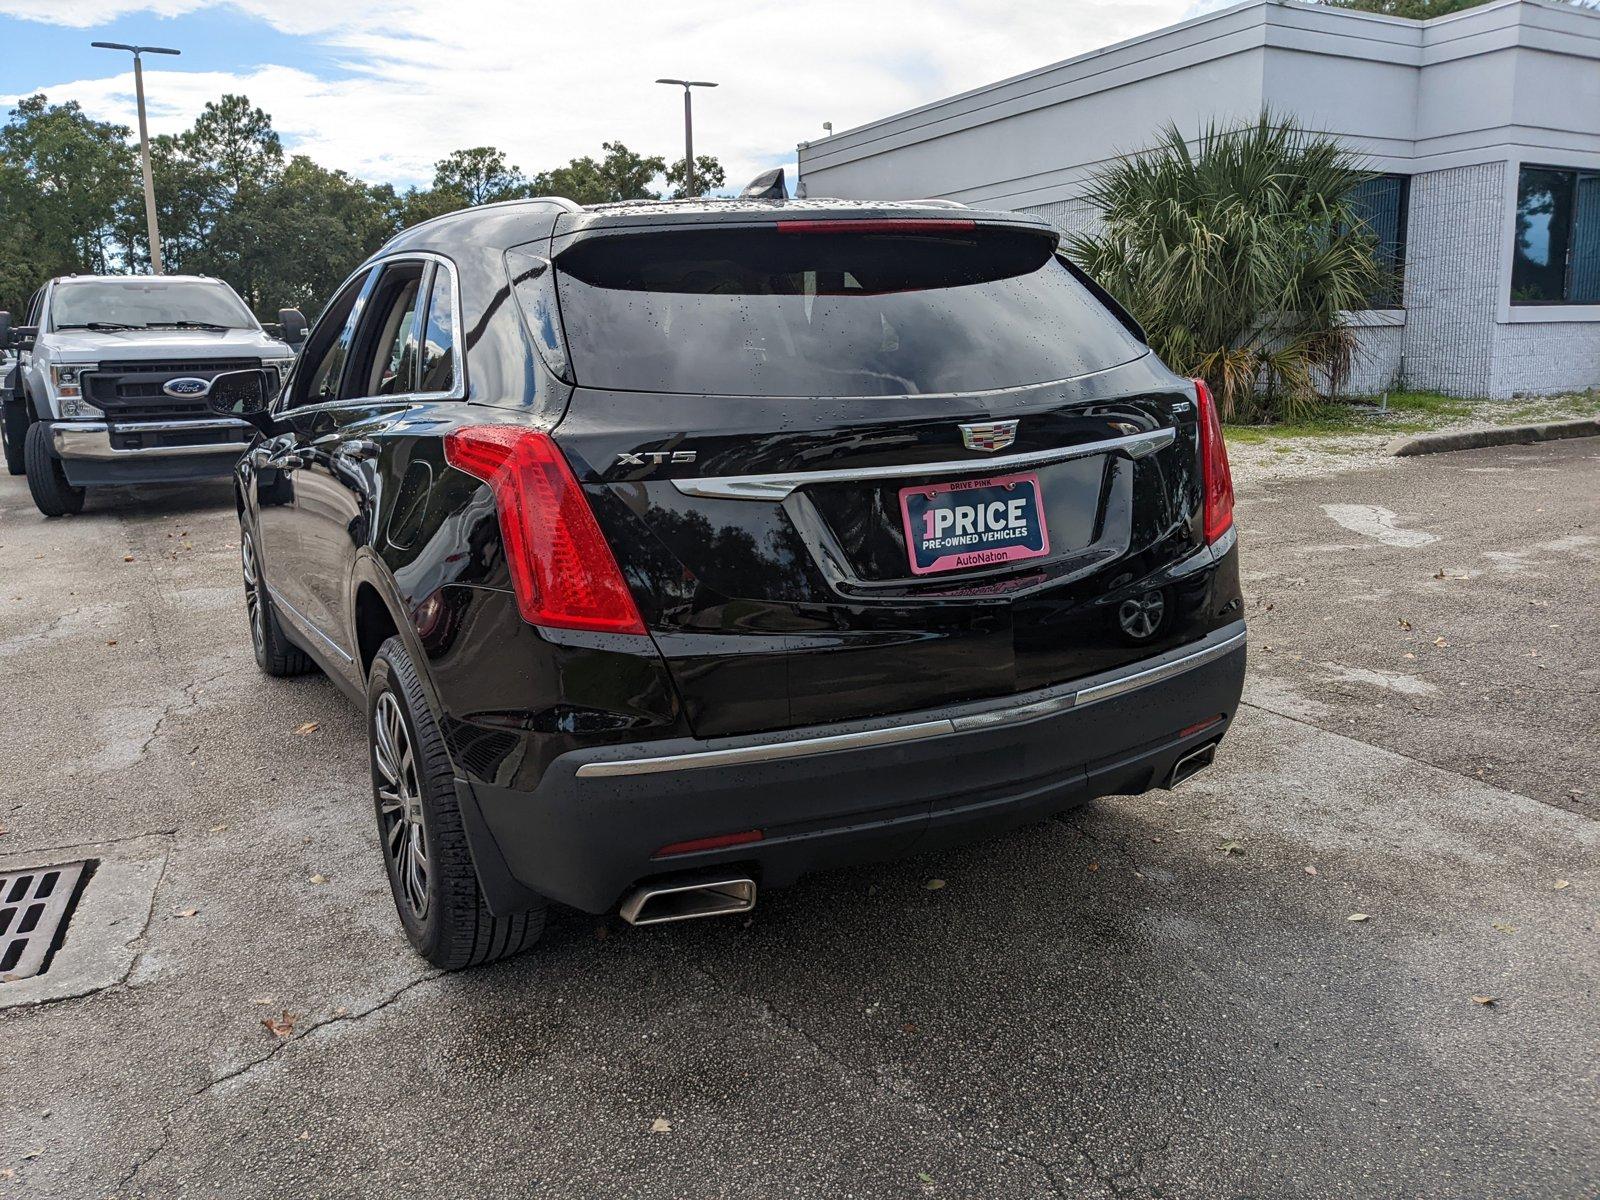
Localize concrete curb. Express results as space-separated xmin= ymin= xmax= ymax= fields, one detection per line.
xmin=1388 ymin=418 xmax=1600 ymax=457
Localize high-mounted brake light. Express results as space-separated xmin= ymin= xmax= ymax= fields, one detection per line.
xmin=443 ymin=426 xmax=647 ymax=636
xmin=775 ymin=218 xmax=976 ymax=235
xmin=1193 ymin=379 xmax=1235 ymax=544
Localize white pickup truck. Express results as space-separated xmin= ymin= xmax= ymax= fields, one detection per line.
xmin=0 ymin=275 xmax=304 ymax=516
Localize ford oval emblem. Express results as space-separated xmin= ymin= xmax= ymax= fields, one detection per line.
xmin=162 ymin=377 xmax=211 ymax=397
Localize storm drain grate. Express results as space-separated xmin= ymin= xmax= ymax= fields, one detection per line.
xmin=0 ymin=860 xmax=93 ymax=982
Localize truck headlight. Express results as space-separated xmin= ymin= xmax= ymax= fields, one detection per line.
xmin=51 ymin=364 xmax=91 ymax=398
xmin=51 ymin=365 xmax=104 ymax=418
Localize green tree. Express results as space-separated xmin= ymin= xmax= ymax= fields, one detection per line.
xmin=664 ymin=154 xmax=726 ymax=198
xmin=178 ymin=95 xmax=286 ymax=310
xmin=531 ymin=141 xmax=665 ymax=205
xmin=0 ymin=94 xmax=137 ymax=310
xmin=1066 ymin=113 xmax=1385 ymax=422
xmin=257 ymin=156 xmax=400 ymax=316
xmin=432 ymin=146 xmax=529 ymax=205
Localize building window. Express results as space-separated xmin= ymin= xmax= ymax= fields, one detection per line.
xmin=1512 ymin=165 xmax=1600 ymax=305
xmin=1347 ymin=174 xmax=1408 ymax=309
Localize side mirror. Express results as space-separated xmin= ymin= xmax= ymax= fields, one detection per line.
xmin=207 ymin=369 xmax=274 ymax=421
xmin=0 ymin=312 xmax=11 ymax=350
xmin=13 ymin=325 xmax=38 ymax=352
xmin=278 ymin=308 xmax=308 ymax=348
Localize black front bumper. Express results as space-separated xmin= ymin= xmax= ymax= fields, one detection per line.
xmin=457 ymin=621 xmax=1247 ymax=915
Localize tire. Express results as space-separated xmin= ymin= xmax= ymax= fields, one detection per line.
xmin=368 ymin=635 xmax=546 ymax=969
xmin=1 ymin=400 xmax=26 ymax=475
xmin=240 ymin=526 xmax=315 ymax=677
xmin=23 ymin=422 xmax=85 ymax=516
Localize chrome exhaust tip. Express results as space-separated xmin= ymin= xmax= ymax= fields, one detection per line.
xmin=1165 ymin=741 xmax=1217 ymax=789
xmin=619 ymin=877 xmax=757 ymax=926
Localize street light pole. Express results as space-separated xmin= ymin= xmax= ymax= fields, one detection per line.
xmin=92 ymin=42 xmax=181 ymax=275
xmin=655 ymin=79 xmax=717 ymax=198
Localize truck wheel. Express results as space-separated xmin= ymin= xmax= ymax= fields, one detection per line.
xmin=1 ymin=401 xmax=26 ymax=475
xmin=241 ymin=528 xmax=315 ymax=676
xmin=23 ymin=422 xmax=85 ymax=516
xmin=368 ymin=635 xmax=546 ymax=969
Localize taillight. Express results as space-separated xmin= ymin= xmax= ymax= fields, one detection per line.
xmin=1193 ymin=379 xmax=1235 ymax=544
xmin=443 ymin=426 xmax=647 ymax=636
xmin=775 ymin=218 xmax=976 ymax=235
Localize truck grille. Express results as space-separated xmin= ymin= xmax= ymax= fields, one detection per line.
xmin=85 ymin=358 xmax=263 ymax=421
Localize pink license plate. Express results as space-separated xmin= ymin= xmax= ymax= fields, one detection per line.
xmin=898 ymin=471 xmax=1050 ymax=576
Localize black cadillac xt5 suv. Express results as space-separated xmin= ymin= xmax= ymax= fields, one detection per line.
xmin=214 ymin=195 xmax=1245 ymax=968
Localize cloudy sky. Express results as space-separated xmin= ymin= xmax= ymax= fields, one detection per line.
xmin=0 ymin=0 xmax=1223 ymax=192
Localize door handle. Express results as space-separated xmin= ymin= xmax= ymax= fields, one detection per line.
xmin=266 ymin=451 xmax=304 ymax=470
xmin=335 ymin=439 xmax=380 ymax=462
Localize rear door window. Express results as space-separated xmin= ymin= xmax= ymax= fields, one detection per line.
xmin=554 ymin=224 xmax=1145 ymax=397
xmin=417 ymin=266 xmax=458 ymax=394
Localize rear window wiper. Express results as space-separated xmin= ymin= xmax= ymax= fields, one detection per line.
xmin=54 ymin=321 xmax=142 ymax=331
xmin=145 ymin=320 xmax=232 ymax=332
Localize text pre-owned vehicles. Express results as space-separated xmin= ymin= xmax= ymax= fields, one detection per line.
xmin=217 ymin=196 xmax=1244 ymax=969
xmin=7 ymin=275 xmax=299 ymax=515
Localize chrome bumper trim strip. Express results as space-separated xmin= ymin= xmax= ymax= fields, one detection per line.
xmin=574 ymin=625 xmax=1246 ymax=778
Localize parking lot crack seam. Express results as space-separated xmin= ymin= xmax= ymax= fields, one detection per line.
xmin=137 ymin=666 xmax=243 ymax=759
xmin=684 ymin=955 xmax=1070 ymax=1198
xmin=1237 ymin=699 xmax=1548 ymax=806
xmin=112 ymin=969 xmax=443 ymax=1191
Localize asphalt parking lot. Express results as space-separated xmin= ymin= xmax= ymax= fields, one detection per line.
xmin=1 ymin=437 xmax=1596 ymax=1199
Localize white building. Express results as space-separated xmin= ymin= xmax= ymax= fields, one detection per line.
xmin=796 ymin=0 xmax=1600 ymax=399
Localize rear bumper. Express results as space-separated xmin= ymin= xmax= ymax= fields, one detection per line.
xmin=458 ymin=620 xmax=1247 ymax=915
xmin=50 ymin=419 xmax=251 ymax=485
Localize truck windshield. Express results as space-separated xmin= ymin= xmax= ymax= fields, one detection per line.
xmin=50 ymin=281 xmax=257 ymax=332
xmin=553 ymin=224 xmax=1146 ymax=397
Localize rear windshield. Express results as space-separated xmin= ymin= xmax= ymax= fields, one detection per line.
xmin=553 ymin=225 xmax=1145 ymax=397
xmin=50 ymin=280 xmax=257 ymax=331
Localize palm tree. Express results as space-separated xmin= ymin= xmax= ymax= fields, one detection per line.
xmin=1066 ymin=113 xmax=1387 ymax=422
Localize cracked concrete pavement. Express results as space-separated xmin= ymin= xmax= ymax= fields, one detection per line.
xmin=0 ymin=438 xmax=1595 ymax=1198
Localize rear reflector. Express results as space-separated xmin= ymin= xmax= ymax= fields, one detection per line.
xmin=1193 ymin=379 xmax=1235 ymax=544
xmin=652 ymin=829 xmax=765 ymax=859
xmin=776 ymin=218 xmax=976 ymax=235
xmin=1179 ymin=715 xmax=1225 ymax=738
xmin=443 ymin=426 xmax=647 ymax=635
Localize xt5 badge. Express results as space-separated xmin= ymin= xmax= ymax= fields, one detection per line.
xmin=615 ymin=450 xmax=697 ymax=469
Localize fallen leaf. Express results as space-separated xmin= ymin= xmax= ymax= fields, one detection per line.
xmin=296 ymin=1131 xmax=311 ymax=1141
xmin=1553 ymin=880 xmax=1570 ymax=891
xmin=172 ymin=907 xmax=200 ymax=919
xmin=924 ymin=878 xmax=946 ymax=891
xmin=1347 ymin=913 xmax=1369 ymax=923
xmin=1403 ymin=652 xmax=1416 ymax=660
xmin=0 ymin=1167 xmax=14 ymax=1179
xmin=122 ymin=555 xmax=135 ymax=563
xmin=1433 ymin=637 xmax=1448 ymax=648
xmin=209 ymin=823 xmax=227 ymax=833
xmin=918 ymin=1172 xmax=936 ymax=1186
xmin=1470 ymin=995 xmax=1498 ymax=1007
xmin=333 ymin=1005 xmax=348 ymax=1016
xmin=308 ymin=873 xmax=328 ymax=885
xmin=1433 ymin=568 xmax=1446 ymax=579
xmin=1086 ymin=861 xmax=1100 ymax=873
xmin=1491 ymin=920 xmax=1517 ymax=935
xmin=650 ymin=1118 xmax=672 ymax=1134
xmin=1305 ymin=865 xmax=1318 ymax=876
xmin=20 ymin=1149 xmax=40 ymax=1161
xmin=106 ymin=639 xmax=117 ymax=646
xmin=262 ymin=1010 xmax=297 ymax=1039
xmin=294 ymin=721 xmax=319 ymax=735
xmin=1217 ymin=840 xmax=1245 ymax=856
xmin=1397 ymin=617 xmax=1412 ymax=631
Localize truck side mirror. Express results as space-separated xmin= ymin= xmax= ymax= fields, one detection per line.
xmin=0 ymin=312 xmax=11 ymax=350
xmin=278 ymin=308 xmax=308 ymax=348
xmin=207 ymin=369 xmax=274 ymax=422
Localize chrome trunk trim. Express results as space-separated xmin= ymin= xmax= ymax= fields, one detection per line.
xmin=670 ymin=427 xmax=1175 ymax=501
